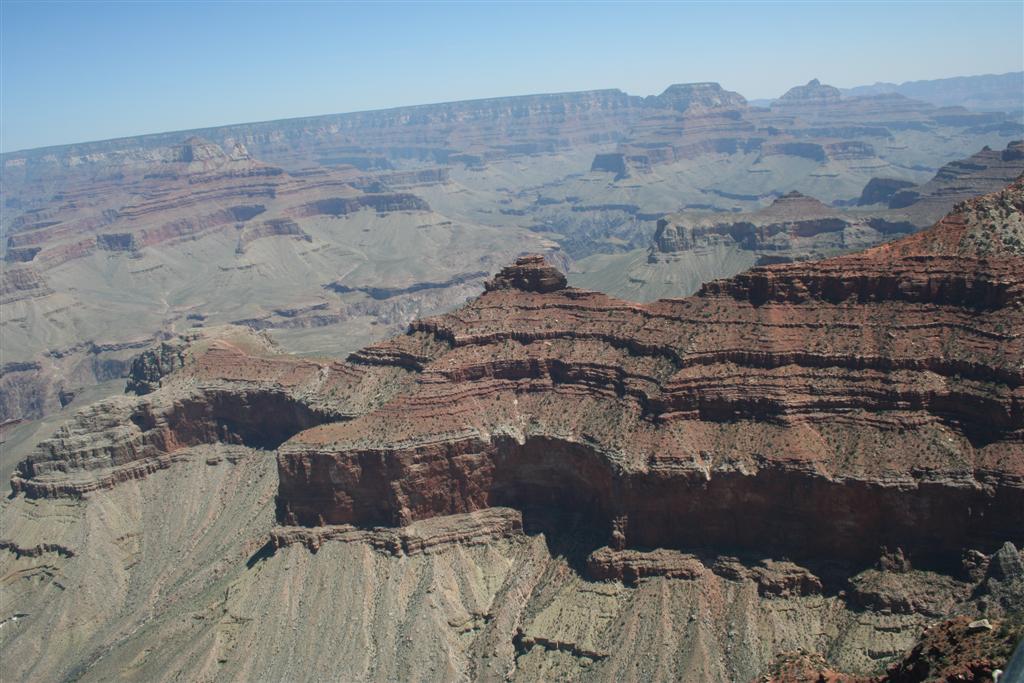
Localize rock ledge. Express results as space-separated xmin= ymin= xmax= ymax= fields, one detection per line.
xmin=484 ymin=254 xmax=567 ymax=293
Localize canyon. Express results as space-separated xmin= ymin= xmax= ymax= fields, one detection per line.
xmin=1 ymin=72 xmax=1023 ymax=680
xmin=2 ymin=178 xmax=1022 ymax=680
xmin=571 ymin=139 xmax=1024 ymax=301
xmin=2 ymin=76 xmax=1023 ymax=433
xmin=0 ymin=135 xmax=555 ymax=432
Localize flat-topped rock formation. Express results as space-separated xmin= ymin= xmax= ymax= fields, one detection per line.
xmin=644 ymin=82 xmax=748 ymax=114
xmin=591 ymin=80 xmax=1018 ymax=175
xmin=484 ymin=254 xmax=568 ymax=293
xmin=650 ymin=190 xmax=916 ymax=265
xmin=856 ymin=177 xmax=918 ymax=206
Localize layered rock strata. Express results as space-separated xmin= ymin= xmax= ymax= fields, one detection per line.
xmin=275 ymin=181 xmax=1023 ymax=569
xmin=270 ymin=507 xmax=523 ymax=555
xmin=0 ymin=132 xmax=552 ymax=426
xmin=6 ymin=182 xmax=1023 ymax=678
xmin=650 ymin=190 xmax=917 ymax=264
xmin=876 ymin=140 xmax=1024 ymax=221
xmin=4 ymin=89 xmax=1021 ymax=428
xmin=15 ymin=182 xmax=1022 ymax=576
xmin=9 ymin=326 xmax=417 ymax=498
xmin=774 ymin=78 xmax=843 ymax=107
xmin=6 ymin=80 xmax=1017 ymax=194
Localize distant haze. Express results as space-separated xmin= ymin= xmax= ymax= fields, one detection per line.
xmin=2 ymin=0 xmax=1022 ymax=152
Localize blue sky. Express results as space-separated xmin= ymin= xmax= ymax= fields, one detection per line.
xmin=1 ymin=1 xmax=1022 ymax=152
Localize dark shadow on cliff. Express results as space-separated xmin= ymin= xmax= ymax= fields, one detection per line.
xmin=519 ymin=506 xmax=609 ymax=577
xmin=509 ymin=494 xmax=870 ymax=596
xmin=246 ymin=539 xmax=278 ymax=568
xmin=130 ymin=389 xmax=339 ymax=453
xmin=512 ymin=496 xmax=981 ymax=605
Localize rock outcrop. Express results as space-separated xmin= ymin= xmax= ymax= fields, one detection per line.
xmin=759 ymin=614 xmax=1024 ymax=682
xmin=775 ymin=78 xmax=843 ymax=106
xmin=484 ymin=254 xmax=568 ymax=293
xmin=8 ymin=325 xmax=410 ymax=498
xmin=0 ymin=266 xmax=52 ymax=305
xmin=235 ymin=218 xmax=311 ymax=254
xmin=881 ymin=615 xmax=1023 ymax=682
xmin=589 ymin=152 xmax=631 ymax=180
xmin=296 ymin=193 xmax=431 ymax=218
xmin=884 ymin=140 xmax=1024 ymax=221
xmin=856 ymin=177 xmax=917 ymax=206
xmin=644 ymin=82 xmax=748 ymax=114
xmin=124 ymin=337 xmax=190 ymax=395
xmin=325 ymin=270 xmax=489 ymax=300
xmin=270 ymin=507 xmax=523 ymax=555
xmin=650 ymin=190 xmax=915 ymax=264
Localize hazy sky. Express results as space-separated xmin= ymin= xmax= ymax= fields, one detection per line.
xmin=2 ymin=1 xmax=1022 ymax=152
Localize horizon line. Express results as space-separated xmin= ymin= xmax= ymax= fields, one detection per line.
xmin=3 ymin=69 xmax=1021 ymax=157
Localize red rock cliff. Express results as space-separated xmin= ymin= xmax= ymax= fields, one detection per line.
xmin=277 ymin=179 xmax=1024 ymax=567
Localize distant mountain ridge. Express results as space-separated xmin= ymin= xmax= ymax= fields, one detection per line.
xmin=4 ymin=72 xmax=1022 ymax=158
xmin=841 ymin=71 xmax=1024 ymax=115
